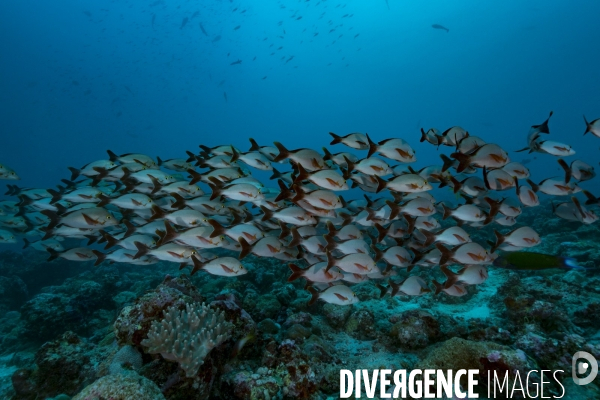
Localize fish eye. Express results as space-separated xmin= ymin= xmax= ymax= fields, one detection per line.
xmin=106 ymin=216 xmax=111 ymax=219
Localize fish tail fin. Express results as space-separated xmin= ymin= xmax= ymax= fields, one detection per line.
xmin=437 ymin=175 xmax=449 ymax=189
xmin=120 ymin=167 xmax=132 ymax=183
xmin=484 ymin=196 xmax=501 ymax=218
xmin=147 ymin=175 xmax=163 ymax=195
xmin=342 ymin=155 xmax=355 ymax=179
xmin=526 ymin=179 xmax=539 ymax=193
xmin=259 ymin=205 xmax=274 ymax=221
xmin=15 ymin=198 xmax=32 ymax=217
xmin=329 ymin=132 xmax=343 ymax=145
xmin=432 ymin=280 xmax=444 ymax=295
xmin=388 ymin=279 xmax=401 ymax=297
xmin=382 ymin=260 xmax=393 ymax=275
xmin=440 ymin=265 xmax=458 ymax=288
xmin=440 ymin=154 xmax=454 ymax=172
xmin=248 ymin=138 xmax=260 ymax=151
xmin=229 ymin=209 xmax=243 ymax=226
xmin=307 ymin=286 xmax=319 ymax=306
xmin=366 ymin=133 xmax=378 ymax=158
xmin=91 ymin=167 xmax=109 ymax=185
xmin=106 ymin=150 xmax=118 ymax=162
xmin=325 ymin=251 xmax=336 ymax=272
xmin=156 ymin=156 xmax=163 ymax=166
xmin=441 ymin=203 xmax=453 ymax=220
xmin=149 ymin=205 xmax=166 ymax=221
xmin=419 ymin=229 xmax=436 ymax=247
xmin=293 ymin=164 xmax=310 ymax=184
xmin=207 ymin=219 xmax=226 ymax=239
xmin=339 ymin=212 xmax=353 ymax=227
xmin=278 ymin=220 xmax=290 ymax=240
xmin=230 ymin=147 xmax=240 ymax=163
xmin=482 ymin=213 xmax=494 ymax=226
xmin=46 ymin=248 xmax=60 ymax=262
xmin=571 ymin=196 xmax=586 ymax=220
xmin=372 ymin=282 xmax=387 ymax=298
xmin=339 ymin=195 xmax=348 ymax=209
xmin=133 ymin=241 xmax=150 ymax=259
xmin=419 ymin=128 xmax=428 ymax=143
xmin=198 ymin=145 xmax=212 ymax=157
xmin=238 ymin=236 xmax=253 ymax=260
xmin=557 ymin=159 xmax=571 ymax=184
xmin=170 ymin=192 xmax=186 ymax=210
xmin=326 ymin=221 xmax=338 ymax=238
xmin=67 ymin=167 xmax=80 ymax=181
xmin=194 ymin=154 xmax=207 ymax=168
xmin=158 ymin=221 xmax=178 ymax=245
xmin=365 ymin=207 xmax=377 ymax=222
xmin=322 ymin=147 xmax=333 ymax=161
xmin=374 ymin=222 xmax=387 ymax=243
xmin=47 ymin=189 xmax=63 ymax=205
xmin=85 ymin=234 xmax=98 ymax=246
xmin=288 ymin=227 xmax=302 ymax=247
xmin=385 ymin=200 xmax=401 ymax=220
xmin=450 ymin=152 xmax=470 ymax=173
xmin=191 ymin=255 xmax=206 ymax=275
xmin=185 ymin=150 xmax=196 ymax=163
xmin=273 ymin=142 xmax=290 ymax=162
xmin=482 ymin=166 xmax=492 ymax=190
xmin=287 ymin=263 xmax=305 ymax=282
xmin=97 ymin=194 xmax=111 ymax=208
xmin=208 ymin=177 xmax=223 ymax=201
xmin=448 ymin=176 xmax=462 ymax=193
xmin=97 ymin=232 xmax=108 ymax=245
xmin=41 ymin=210 xmax=59 ymax=231
xmin=100 ymin=230 xmax=119 ymax=250
xmin=371 ymin=244 xmax=383 ymax=262
xmin=41 ymin=229 xmax=54 ymax=241
xmin=363 ymin=194 xmax=374 ymax=208
xmin=270 ymin=167 xmax=285 ymax=181
xmin=436 ymin=243 xmax=453 ymax=265
xmin=22 ymin=238 xmax=31 ymax=249
xmin=582 ymin=190 xmax=599 ymax=205
xmin=374 ymin=176 xmax=387 ymax=193
xmin=187 ymin=168 xmax=202 ymax=185
xmin=492 ymin=229 xmax=505 ymax=253
xmin=90 ymin=250 xmax=106 ymax=267
xmin=275 ymin=180 xmax=294 ymax=202
xmin=323 ymin=234 xmax=337 ymax=252
xmin=583 ymin=115 xmax=592 ymax=135
xmin=122 ymin=220 xmax=136 ymax=238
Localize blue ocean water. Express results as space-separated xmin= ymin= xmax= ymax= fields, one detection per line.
xmin=1 ymin=1 xmax=599 ymax=188
xmin=1 ymin=1 xmax=600 ymax=399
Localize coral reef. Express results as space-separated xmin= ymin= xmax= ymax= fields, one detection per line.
xmin=72 ymin=371 xmax=165 ymax=400
xmin=113 ymin=274 xmax=203 ymax=347
xmin=141 ymin=302 xmax=232 ymax=378
xmin=3 ymin=204 xmax=600 ymax=399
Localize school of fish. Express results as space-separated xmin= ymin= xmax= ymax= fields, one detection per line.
xmin=1 ymin=113 xmax=599 ymax=306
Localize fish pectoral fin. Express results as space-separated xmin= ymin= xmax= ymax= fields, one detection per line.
xmin=82 ymin=213 xmax=100 ymax=226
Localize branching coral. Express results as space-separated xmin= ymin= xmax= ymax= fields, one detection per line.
xmin=141 ymin=302 xmax=232 ymax=378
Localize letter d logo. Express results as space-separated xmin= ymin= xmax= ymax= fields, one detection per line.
xmin=572 ymin=351 xmax=598 ymax=385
